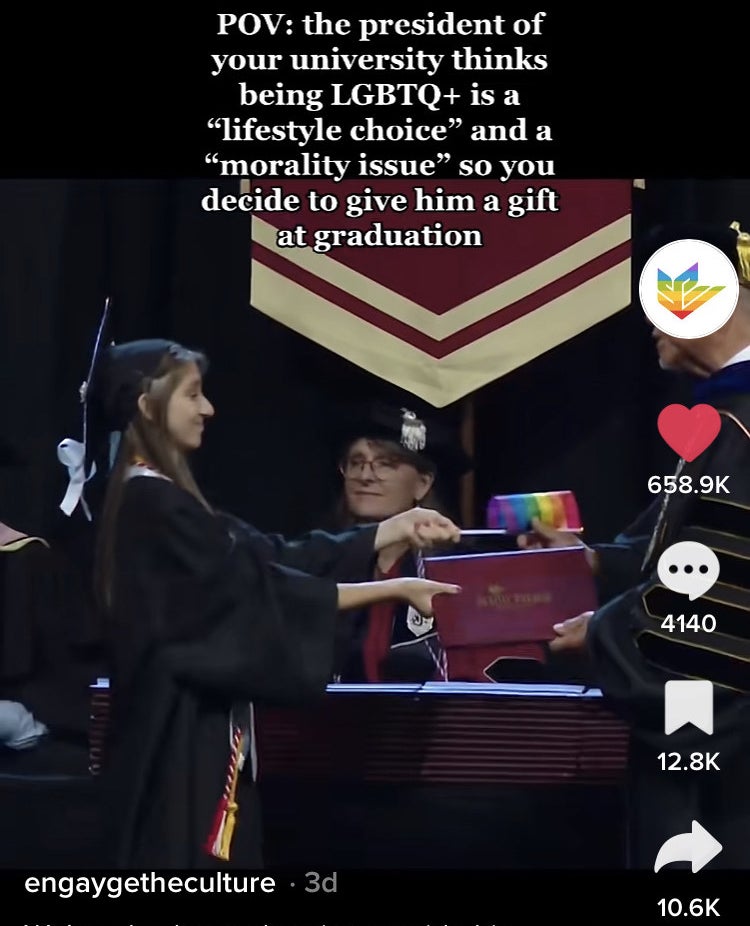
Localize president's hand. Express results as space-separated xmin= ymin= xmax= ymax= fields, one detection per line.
xmin=548 ymin=611 xmax=594 ymax=654
xmin=518 ymin=518 xmax=598 ymax=573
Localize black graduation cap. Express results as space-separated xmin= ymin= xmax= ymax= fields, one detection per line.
xmin=637 ymin=221 xmax=750 ymax=286
xmin=333 ymin=400 xmax=473 ymax=480
xmin=58 ymin=297 xmax=204 ymax=520
xmin=91 ymin=339 xmax=207 ymax=449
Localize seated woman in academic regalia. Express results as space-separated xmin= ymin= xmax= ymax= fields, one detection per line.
xmin=57 ymin=314 xmax=461 ymax=870
xmin=327 ymin=402 xmax=472 ymax=683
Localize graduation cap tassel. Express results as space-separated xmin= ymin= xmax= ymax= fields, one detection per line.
xmin=400 ymin=409 xmax=426 ymax=453
xmin=57 ymin=296 xmax=113 ymax=521
xmin=204 ymin=724 xmax=243 ymax=862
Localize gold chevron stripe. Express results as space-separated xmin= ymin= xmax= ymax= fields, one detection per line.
xmin=0 ymin=537 xmax=48 ymax=552
xmin=251 ymin=214 xmax=631 ymax=340
xmin=251 ymin=258 xmax=630 ymax=407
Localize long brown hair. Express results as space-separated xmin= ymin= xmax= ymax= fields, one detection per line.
xmin=94 ymin=348 xmax=213 ymax=613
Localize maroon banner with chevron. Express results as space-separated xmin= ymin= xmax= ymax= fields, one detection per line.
xmin=248 ymin=180 xmax=632 ymax=406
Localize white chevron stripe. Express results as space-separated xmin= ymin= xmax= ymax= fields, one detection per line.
xmin=251 ymin=258 xmax=631 ymax=407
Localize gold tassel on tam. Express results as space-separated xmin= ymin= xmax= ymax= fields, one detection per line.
xmin=730 ymin=221 xmax=750 ymax=287
xmin=204 ymin=725 xmax=243 ymax=862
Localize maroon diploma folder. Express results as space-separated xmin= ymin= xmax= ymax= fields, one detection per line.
xmin=423 ymin=546 xmax=598 ymax=682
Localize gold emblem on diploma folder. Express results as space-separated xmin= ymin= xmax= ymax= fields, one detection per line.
xmin=478 ymin=584 xmax=553 ymax=609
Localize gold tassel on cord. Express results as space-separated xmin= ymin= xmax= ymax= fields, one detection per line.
xmin=218 ymin=761 xmax=240 ymax=861
xmin=730 ymin=221 xmax=750 ymax=287
xmin=204 ymin=726 xmax=243 ymax=862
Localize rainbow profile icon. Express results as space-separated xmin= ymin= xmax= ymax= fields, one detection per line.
xmin=657 ymin=263 xmax=725 ymax=319
xmin=640 ymin=239 xmax=739 ymax=338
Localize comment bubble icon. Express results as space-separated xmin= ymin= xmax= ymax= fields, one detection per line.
xmin=657 ymin=541 xmax=720 ymax=601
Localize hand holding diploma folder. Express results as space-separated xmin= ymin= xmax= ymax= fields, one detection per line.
xmin=422 ymin=492 xmax=598 ymax=681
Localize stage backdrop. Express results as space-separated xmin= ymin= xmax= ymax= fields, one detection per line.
xmin=247 ymin=180 xmax=632 ymax=407
xmin=3 ymin=179 xmax=747 ymax=545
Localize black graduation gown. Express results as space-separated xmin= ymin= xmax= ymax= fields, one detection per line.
xmin=586 ymin=380 xmax=750 ymax=869
xmin=592 ymin=499 xmax=661 ymax=605
xmin=336 ymin=549 xmax=443 ymax=683
xmin=103 ymin=474 xmax=377 ymax=869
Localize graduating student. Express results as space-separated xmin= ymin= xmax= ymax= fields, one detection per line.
xmin=522 ymin=222 xmax=750 ymax=868
xmin=58 ymin=306 xmax=461 ymax=869
xmin=329 ymin=402 xmax=472 ymax=683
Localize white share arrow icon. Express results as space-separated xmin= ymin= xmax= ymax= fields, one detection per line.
xmin=654 ymin=820 xmax=723 ymax=873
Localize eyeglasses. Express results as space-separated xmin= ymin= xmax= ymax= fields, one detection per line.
xmin=339 ymin=455 xmax=404 ymax=480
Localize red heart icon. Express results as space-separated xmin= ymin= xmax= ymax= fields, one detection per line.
xmin=657 ymin=404 xmax=721 ymax=462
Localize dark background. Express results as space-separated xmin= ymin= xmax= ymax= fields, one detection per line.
xmin=1 ymin=179 xmax=749 ymax=552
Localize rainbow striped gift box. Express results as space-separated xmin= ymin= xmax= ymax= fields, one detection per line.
xmin=486 ymin=491 xmax=583 ymax=533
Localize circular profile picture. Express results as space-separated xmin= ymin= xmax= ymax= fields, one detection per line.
xmin=639 ymin=239 xmax=739 ymax=339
